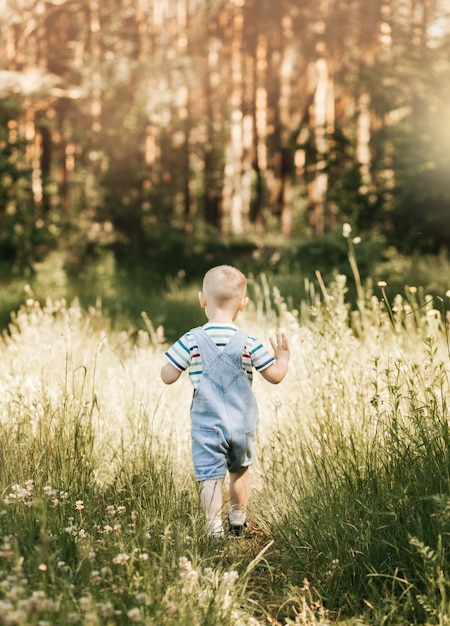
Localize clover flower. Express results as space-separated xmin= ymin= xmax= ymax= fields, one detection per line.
xmin=135 ymin=592 xmax=149 ymax=604
xmin=56 ymin=561 xmax=69 ymax=573
xmin=4 ymin=482 xmax=35 ymax=507
xmin=223 ymin=570 xmax=239 ymax=587
xmin=43 ymin=486 xmax=56 ymax=499
xmin=43 ymin=485 xmax=65 ymax=507
xmin=27 ymin=590 xmax=56 ymax=612
xmin=179 ymin=556 xmax=199 ymax=585
xmin=127 ymin=607 xmax=141 ymax=622
xmin=178 ymin=556 xmax=192 ymax=572
xmin=113 ymin=553 xmax=130 ymax=566
xmin=79 ymin=596 xmax=92 ymax=612
xmin=65 ymin=517 xmax=77 ymax=535
xmin=133 ymin=548 xmax=149 ymax=561
xmin=166 ymin=601 xmax=180 ymax=616
xmin=99 ymin=601 xmax=116 ymax=618
xmin=203 ymin=567 xmax=214 ymax=582
xmin=90 ymin=570 xmax=102 ymax=583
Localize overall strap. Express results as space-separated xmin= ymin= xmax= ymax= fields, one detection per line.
xmin=190 ymin=326 xmax=219 ymax=369
xmin=221 ymin=328 xmax=248 ymax=361
xmin=191 ymin=326 xmax=247 ymax=369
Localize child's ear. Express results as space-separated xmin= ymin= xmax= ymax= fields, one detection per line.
xmin=198 ymin=291 xmax=207 ymax=308
xmin=238 ymin=296 xmax=249 ymax=311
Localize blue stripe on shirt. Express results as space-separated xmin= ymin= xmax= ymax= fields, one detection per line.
xmin=166 ymin=352 xmax=186 ymax=371
xmin=255 ymin=357 xmax=275 ymax=370
xmin=178 ymin=338 xmax=190 ymax=354
xmin=205 ymin=325 xmax=237 ymax=331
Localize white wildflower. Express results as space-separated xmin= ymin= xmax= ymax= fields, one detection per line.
xmin=178 ymin=556 xmax=192 ymax=571
xmin=342 ymin=223 xmax=352 ymax=237
xmin=223 ymin=570 xmax=239 ymax=587
xmin=113 ymin=553 xmax=130 ymax=566
xmin=99 ymin=601 xmax=116 ymax=618
xmin=127 ymin=607 xmax=141 ymax=622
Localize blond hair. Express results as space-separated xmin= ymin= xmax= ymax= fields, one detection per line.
xmin=202 ymin=265 xmax=247 ymax=305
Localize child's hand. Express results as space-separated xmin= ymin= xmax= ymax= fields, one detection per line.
xmin=261 ymin=332 xmax=290 ymax=384
xmin=269 ymin=332 xmax=290 ymax=359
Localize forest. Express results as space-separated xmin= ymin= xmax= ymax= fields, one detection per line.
xmin=1 ymin=0 xmax=450 ymax=289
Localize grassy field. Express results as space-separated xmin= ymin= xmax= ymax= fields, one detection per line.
xmin=0 ymin=266 xmax=450 ymax=625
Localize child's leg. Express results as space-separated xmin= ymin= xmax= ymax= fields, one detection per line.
xmin=228 ymin=467 xmax=249 ymax=525
xmin=200 ymin=478 xmax=224 ymax=534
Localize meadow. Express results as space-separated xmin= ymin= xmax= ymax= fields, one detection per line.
xmin=0 ymin=265 xmax=450 ymax=625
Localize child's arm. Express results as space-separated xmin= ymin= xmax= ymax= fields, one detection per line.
xmin=161 ymin=362 xmax=183 ymax=384
xmin=259 ymin=333 xmax=290 ymax=384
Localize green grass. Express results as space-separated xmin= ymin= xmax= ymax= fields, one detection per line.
xmin=0 ymin=251 xmax=450 ymax=623
xmin=2 ymin=230 xmax=450 ymax=344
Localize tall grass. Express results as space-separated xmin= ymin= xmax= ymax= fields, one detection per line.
xmin=254 ymin=269 xmax=450 ymax=624
xmin=0 ymin=265 xmax=450 ymax=624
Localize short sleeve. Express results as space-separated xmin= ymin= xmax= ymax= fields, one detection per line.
xmin=248 ymin=336 xmax=275 ymax=372
xmin=164 ymin=332 xmax=192 ymax=371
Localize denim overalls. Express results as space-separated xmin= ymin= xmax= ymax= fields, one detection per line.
xmin=190 ymin=326 xmax=259 ymax=481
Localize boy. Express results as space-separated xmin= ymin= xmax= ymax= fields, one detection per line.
xmin=161 ymin=265 xmax=290 ymax=536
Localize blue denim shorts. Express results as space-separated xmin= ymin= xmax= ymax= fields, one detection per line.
xmin=191 ymin=424 xmax=258 ymax=481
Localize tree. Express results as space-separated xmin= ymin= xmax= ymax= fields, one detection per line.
xmin=1 ymin=0 xmax=450 ymax=257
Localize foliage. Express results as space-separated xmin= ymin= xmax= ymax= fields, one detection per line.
xmin=0 ymin=103 xmax=38 ymax=271
xmin=0 ymin=224 xmax=450 ymax=347
xmin=388 ymin=107 xmax=450 ymax=253
xmin=1 ymin=0 xmax=450 ymax=263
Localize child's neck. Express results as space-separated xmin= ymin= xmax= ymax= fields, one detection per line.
xmin=206 ymin=316 xmax=236 ymax=324
xmin=205 ymin=307 xmax=237 ymax=324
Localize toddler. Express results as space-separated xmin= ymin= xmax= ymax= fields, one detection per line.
xmin=161 ymin=265 xmax=290 ymax=536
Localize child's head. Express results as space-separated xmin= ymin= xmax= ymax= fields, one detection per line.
xmin=199 ymin=265 xmax=248 ymax=319
xmin=203 ymin=265 xmax=246 ymax=302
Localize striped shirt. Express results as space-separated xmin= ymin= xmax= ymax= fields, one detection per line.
xmin=165 ymin=323 xmax=275 ymax=389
